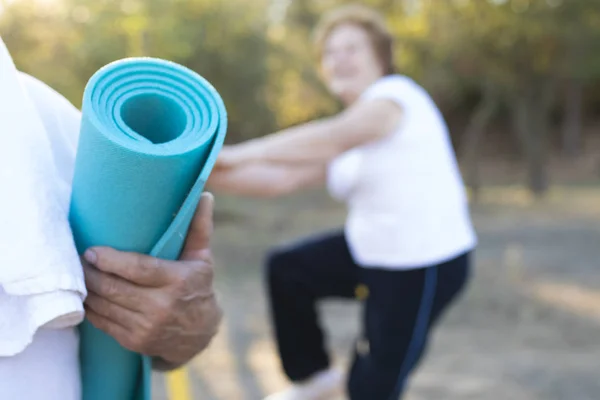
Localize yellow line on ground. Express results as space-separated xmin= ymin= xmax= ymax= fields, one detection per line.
xmin=166 ymin=367 xmax=192 ymax=400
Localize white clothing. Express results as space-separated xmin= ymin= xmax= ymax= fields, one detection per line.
xmin=0 ymin=37 xmax=83 ymax=400
xmin=327 ymin=75 xmax=476 ymax=269
xmin=0 ymin=328 xmax=81 ymax=400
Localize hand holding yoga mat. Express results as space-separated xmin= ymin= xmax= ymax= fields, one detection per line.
xmin=69 ymin=58 xmax=227 ymax=400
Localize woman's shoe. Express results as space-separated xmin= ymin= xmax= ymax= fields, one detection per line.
xmin=263 ymin=368 xmax=344 ymax=400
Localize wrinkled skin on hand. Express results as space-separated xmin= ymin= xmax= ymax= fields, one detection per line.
xmin=82 ymin=193 xmax=222 ymax=368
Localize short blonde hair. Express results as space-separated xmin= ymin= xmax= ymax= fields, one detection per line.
xmin=313 ymin=4 xmax=396 ymax=75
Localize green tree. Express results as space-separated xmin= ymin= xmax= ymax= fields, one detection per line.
xmin=1 ymin=0 xmax=277 ymax=142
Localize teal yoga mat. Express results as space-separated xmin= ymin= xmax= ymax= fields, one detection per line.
xmin=69 ymin=57 xmax=227 ymax=400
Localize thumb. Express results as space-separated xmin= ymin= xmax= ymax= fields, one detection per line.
xmin=180 ymin=192 xmax=214 ymax=261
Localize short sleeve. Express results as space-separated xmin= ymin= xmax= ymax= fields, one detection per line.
xmin=360 ymin=75 xmax=415 ymax=112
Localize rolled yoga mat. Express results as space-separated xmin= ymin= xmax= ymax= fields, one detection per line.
xmin=69 ymin=57 xmax=227 ymax=400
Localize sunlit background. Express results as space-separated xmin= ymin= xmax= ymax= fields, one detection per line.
xmin=2 ymin=0 xmax=600 ymax=399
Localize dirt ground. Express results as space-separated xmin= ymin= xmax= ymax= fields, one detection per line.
xmin=152 ymin=187 xmax=600 ymax=400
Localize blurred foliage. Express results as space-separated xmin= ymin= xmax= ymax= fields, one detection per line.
xmin=1 ymin=0 xmax=276 ymax=141
xmin=1 ymin=0 xmax=599 ymax=193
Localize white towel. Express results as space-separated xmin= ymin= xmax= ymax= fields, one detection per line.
xmin=0 ymin=37 xmax=86 ymax=356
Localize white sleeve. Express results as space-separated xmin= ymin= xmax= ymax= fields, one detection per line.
xmin=360 ymin=75 xmax=415 ymax=112
xmin=0 ymin=61 xmax=85 ymax=357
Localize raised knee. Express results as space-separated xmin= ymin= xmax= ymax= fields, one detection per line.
xmin=265 ymin=248 xmax=291 ymax=284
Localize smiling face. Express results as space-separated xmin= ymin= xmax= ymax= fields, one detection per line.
xmin=320 ymin=23 xmax=385 ymax=106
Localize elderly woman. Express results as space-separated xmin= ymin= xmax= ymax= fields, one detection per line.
xmin=208 ymin=5 xmax=476 ymax=400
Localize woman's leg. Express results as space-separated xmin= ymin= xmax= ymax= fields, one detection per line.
xmin=265 ymin=230 xmax=360 ymax=382
xmin=347 ymin=252 xmax=471 ymax=400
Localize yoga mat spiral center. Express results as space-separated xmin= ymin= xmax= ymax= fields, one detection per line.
xmin=121 ymin=93 xmax=187 ymax=144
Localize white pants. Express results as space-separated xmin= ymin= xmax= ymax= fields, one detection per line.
xmin=0 ymin=328 xmax=80 ymax=400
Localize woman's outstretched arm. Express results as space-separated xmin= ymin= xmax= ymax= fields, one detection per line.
xmin=217 ymin=98 xmax=402 ymax=167
xmin=207 ymin=163 xmax=326 ymax=198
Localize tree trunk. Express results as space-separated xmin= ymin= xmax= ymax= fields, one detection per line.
xmin=510 ymin=96 xmax=544 ymax=196
xmin=526 ymin=138 xmax=549 ymax=196
xmin=461 ymin=84 xmax=498 ymax=202
xmin=561 ymin=79 xmax=583 ymax=158
xmin=510 ymin=81 xmax=555 ymax=197
xmin=533 ymin=81 xmax=556 ymax=195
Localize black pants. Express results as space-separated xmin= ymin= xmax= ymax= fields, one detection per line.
xmin=265 ymin=230 xmax=471 ymax=400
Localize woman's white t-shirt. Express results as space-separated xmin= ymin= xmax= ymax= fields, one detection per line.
xmin=327 ymin=75 xmax=477 ymax=269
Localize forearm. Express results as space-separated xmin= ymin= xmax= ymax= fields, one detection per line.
xmin=233 ymin=118 xmax=344 ymax=165
xmin=224 ymin=99 xmax=403 ymax=167
xmin=207 ymin=162 xmax=325 ymax=198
